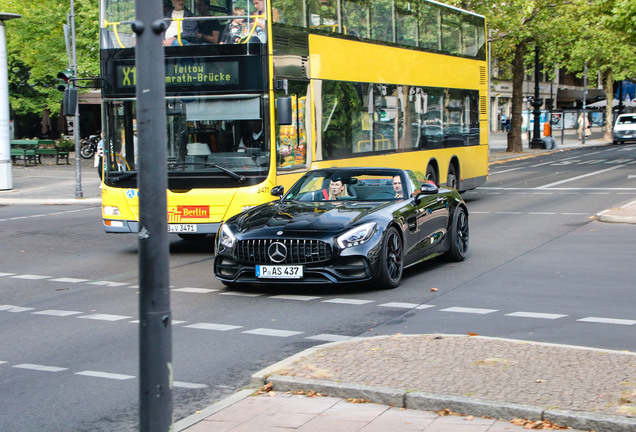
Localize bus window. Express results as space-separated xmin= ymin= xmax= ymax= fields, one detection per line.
xmin=342 ymin=0 xmax=369 ymax=38
xmin=419 ymin=3 xmax=441 ymax=51
xmin=441 ymin=11 xmax=461 ymax=55
xmin=395 ymin=1 xmax=417 ymax=47
xmin=371 ymin=0 xmax=394 ymax=43
xmin=275 ymin=81 xmax=310 ymax=170
xmin=103 ymin=96 xmax=270 ymax=182
xmin=308 ymin=0 xmax=339 ymax=33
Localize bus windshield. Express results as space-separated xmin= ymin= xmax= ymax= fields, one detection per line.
xmin=103 ymin=95 xmax=269 ymax=182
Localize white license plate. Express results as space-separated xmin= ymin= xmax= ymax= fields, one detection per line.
xmin=624 ymin=135 xmax=633 ymax=138
xmin=256 ymin=265 xmax=303 ymax=279
xmin=168 ymin=224 xmax=197 ymax=233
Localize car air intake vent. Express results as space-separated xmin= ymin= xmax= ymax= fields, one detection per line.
xmin=235 ymin=239 xmax=333 ymax=264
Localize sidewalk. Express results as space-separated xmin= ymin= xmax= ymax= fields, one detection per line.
xmin=177 ymin=335 xmax=636 ymax=432
xmin=0 ymin=154 xmax=101 ymax=205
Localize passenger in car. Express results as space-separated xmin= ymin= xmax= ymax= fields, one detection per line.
xmin=393 ymin=175 xmax=403 ymax=198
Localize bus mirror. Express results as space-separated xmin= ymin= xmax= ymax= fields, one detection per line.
xmin=277 ymin=96 xmax=292 ymax=125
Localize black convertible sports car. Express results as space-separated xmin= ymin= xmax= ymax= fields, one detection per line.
xmin=214 ymin=167 xmax=468 ymax=289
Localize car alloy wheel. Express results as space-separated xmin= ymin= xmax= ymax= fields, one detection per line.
xmin=379 ymin=227 xmax=403 ymax=289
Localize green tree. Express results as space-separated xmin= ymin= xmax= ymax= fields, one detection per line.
xmin=0 ymin=0 xmax=99 ymax=121
xmin=448 ymin=0 xmax=636 ymax=151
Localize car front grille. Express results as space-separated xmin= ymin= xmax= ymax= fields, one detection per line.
xmin=235 ymin=239 xmax=333 ymax=264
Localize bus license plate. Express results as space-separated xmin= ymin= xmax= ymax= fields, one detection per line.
xmin=168 ymin=224 xmax=197 ymax=233
xmin=256 ymin=265 xmax=303 ymax=279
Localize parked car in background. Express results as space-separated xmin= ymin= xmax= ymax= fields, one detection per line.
xmin=613 ymin=114 xmax=636 ymax=145
xmin=214 ymin=167 xmax=469 ymax=290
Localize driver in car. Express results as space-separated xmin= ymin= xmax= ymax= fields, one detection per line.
xmin=328 ymin=177 xmax=351 ymax=200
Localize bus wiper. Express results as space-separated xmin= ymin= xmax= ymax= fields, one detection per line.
xmin=168 ymin=161 xmax=246 ymax=183
xmin=206 ymin=162 xmax=246 ymax=183
xmin=109 ymin=171 xmax=137 ymax=182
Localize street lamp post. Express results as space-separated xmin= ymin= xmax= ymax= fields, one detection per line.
xmin=530 ymin=45 xmax=544 ymax=149
xmin=0 ymin=12 xmax=21 ymax=191
xmin=582 ymin=62 xmax=588 ymax=145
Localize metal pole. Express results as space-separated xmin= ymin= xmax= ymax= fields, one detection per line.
xmin=0 ymin=13 xmax=21 ymax=191
xmin=582 ymin=62 xmax=587 ymax=145
xmin=133 ymin=0 xmax=172 ymax=430
xmin=530 ymin=45 xmax=544 ymax=149
xmin=69 ymin=0 xmax=82 ymax=198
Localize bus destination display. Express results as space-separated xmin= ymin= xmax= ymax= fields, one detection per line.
xmin=116 ymin=59 xmax=239 ymax=88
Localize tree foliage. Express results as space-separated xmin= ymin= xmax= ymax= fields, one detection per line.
xmin=446 ymin=0 xmax=636 ymax=151
xmin=0 ymin=0 xmax=99 ymax=117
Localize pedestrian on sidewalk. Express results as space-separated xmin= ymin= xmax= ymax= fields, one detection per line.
xmin=578 ymin=112 xmax=591 ymax=142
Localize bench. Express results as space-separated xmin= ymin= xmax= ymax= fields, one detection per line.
xmin=36 ymin=139 xmax=70 ymax=165
xmin=10 ymin=140 xmax=39 ymax=166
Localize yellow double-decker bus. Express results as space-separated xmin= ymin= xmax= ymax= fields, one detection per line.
xmin=99 ymin=0 xmax=487 ymax=238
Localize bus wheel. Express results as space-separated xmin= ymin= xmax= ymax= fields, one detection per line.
xmin=447 ymin=163 xmax=459 ymax=190
xmin=426 ymin=165 xmax=438 ymax=186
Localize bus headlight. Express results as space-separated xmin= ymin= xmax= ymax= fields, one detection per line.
xmin=219 ymin=224 xmax=236 ymax=249
xmin=337 ymin=222 xmax=377 ymax=249
xmin=103 ymin=206 xmax=121 ymax=216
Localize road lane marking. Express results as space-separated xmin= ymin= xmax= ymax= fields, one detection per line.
xmin=174 ymin=381 xmax=208 ymax=389
xmin=0 ymin=305 xmax=35 ymax=312
xmin=536 ymin=165 xmax=625 ymax=189
xmin=78 ymin=313 xmax=132 ymax=321
xmin=50 ymin=278 xmax=90 ymax=283
xmin=172 ymin=287 xmax=218 ymax=294
xmin=379 ymin=302 xmax=421 ymax=309
xmin=322 ymin=298 xmax=374 ymax=305
xmin=0 ymin=272 xmax=15 ymax=277
xmin=440 ymin=307 xmax=498 ymax=314
xmin=270 ymin=295 xmax=321 ymax=301
xmin=13 ymin=364 xmax=67 ymax=372
xmin=75 ymin=371 xmax=135 ymax=380
xmin=87 ymin=281 xmax=130 ymax=287
xmin=32 ymin=309 xmax=82 ymax=317
xmin=506 ymin=312 xmax=567 ymax=319
xmin=243 ymin=328 xmax=303 ymax=337
xmin=577 ymin=317 xmax=636 ymax=325
xmin=11 ymin=274 xmax=50 ymax=280
xmin=185 ymin=323 xmax=242 ymax=331
xmin=220 ymin=291 xmax=262 ymax=297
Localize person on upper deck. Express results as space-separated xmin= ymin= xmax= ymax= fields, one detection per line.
xmin=220 ymin=7 xmax=248 ymax=44
xmin=164 ymin=0 xmax=198 ymax=46
xmin=195 ymin=0 xmax=222 ymax=43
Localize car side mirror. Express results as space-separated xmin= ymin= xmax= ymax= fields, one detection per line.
xmin=414 ymin=183 xmax=439 ymax=204
xmin=271 ymin=185 xmax=285 ymax=198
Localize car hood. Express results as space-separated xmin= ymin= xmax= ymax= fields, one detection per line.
xmin=232 ymin=200 xmax=392 ymax=235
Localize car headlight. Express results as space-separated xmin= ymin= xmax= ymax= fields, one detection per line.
xmin=219 ymin=224 xmax=236 ymax=249
xmin=337 ymin=222 xmax=377 ymax=249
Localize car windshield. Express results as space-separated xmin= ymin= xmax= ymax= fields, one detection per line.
xmin=617 ymin=115 xmax=636 ymax=125
xmin=285 ymin=170 xmax=408 ymax=202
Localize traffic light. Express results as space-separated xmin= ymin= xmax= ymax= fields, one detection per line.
xmin=57 ymin=71 xmax=77 ymax=116
xmin=57 ymin=71 xmax=73 ymax=91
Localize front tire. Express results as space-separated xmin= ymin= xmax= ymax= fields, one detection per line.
xmin=444 ymin=206 xmax=469 ymax=262
xmin=377 ymin=227 xmax=403 ymax=289
xmin=80 ymin=144 xmax=95 ymax=159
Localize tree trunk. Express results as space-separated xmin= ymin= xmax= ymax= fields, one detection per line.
xmin=604 ymin=73 xmax=613 ymax=141
xmin=507 ymin=42 xmax=526 ymax=153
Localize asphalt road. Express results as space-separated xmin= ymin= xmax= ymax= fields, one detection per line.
xmin=1 ymin=144 xmax=635 ymax=431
